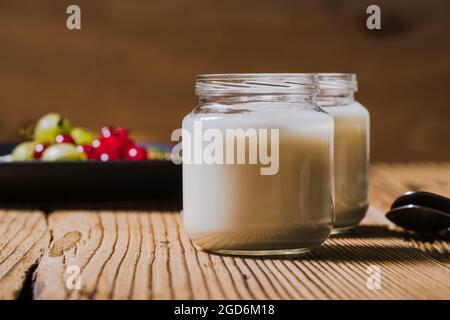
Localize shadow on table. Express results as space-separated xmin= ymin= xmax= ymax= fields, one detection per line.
xmin=214 ymin=244 xmax=434 ymax=263
xmin=308 ymin=242 xmax=433 ymax=263
xmin=332 ymin=225 xmax=449 ymax=243
xmin=286 ymin=225 xmax=447 ymax=263
xmin=331 ymin=225 xmax=406 ymax=239
xmin=213 ymin=225 xmax=448 ymax=263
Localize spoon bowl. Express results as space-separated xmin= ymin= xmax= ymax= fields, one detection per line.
xmin=391 ymin=191 xmax=450 ymax=213
xmin=386 ymin=204 xmax=450 ymax=233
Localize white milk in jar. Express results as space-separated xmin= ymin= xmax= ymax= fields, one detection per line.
xmin=317 ymin=73 xmax=370 ymax=233
xmin=181 ymin=74 xmax=334 ymax=255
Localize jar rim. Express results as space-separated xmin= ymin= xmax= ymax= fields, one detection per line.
xmin=196 ymin=73 xmax=319 ymax=96
xmin=316 ymin=73 xmax=358 ymax=93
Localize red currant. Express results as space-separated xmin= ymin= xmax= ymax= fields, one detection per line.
xmin=91 ymin=139 xmax=102 ymax=150
xmin=124 ymin=145 xmax=148 ymax=161
xmin=90 ymin=139 xmax=103 ymax=160
xmin=93 ymin=126 xmax=139 ymax=161
xmin=34 ymin=143 xmax=47 ymax=159
xmin=115 ymin=127 xmax=129 ymax=141
xmin=100 ymin=126 xmax=114 ymax=139
xmin=92 ymin=138 xmax=122 ymax=161
xmin=98 ymin=151 xmax=121 ymax=161
xmin=55 ymin=134 xmax=75 ymax=144
xmin=77 ymin=145 xmax=96 ymax=159
xmin=105 ymin=135 xmax=124 ymax=152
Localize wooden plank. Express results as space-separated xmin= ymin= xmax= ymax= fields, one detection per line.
xmin=0 ymin=211 xmax=50 ymax=300
xmin=33 ymin=209 xmax=450 ymax=300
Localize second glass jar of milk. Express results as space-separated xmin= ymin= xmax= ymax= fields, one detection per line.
xmin=182 ymin=74 xmax=334 ymax=256
xmin=317 ymin=73 xmax=370 ymax=233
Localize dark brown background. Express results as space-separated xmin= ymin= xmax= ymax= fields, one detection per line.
xmin=0 ymin=0 xmax=449 ymax=161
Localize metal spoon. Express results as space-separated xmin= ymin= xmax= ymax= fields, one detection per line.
xmin=386 ymin=191 xmax=450 ymax=233
xmin=386 ymin=204 xmax=450 ymax=233
xmin=391 ymin=191 xmax=450 ymax=213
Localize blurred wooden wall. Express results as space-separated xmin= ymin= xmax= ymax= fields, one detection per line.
xmin=0 ymin=0 xmax=449 ymax=161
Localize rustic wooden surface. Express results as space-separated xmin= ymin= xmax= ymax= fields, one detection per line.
xmin=0 ymin=211 xmax=50 ymax=299
xmin=0 ymin=163 xmax=449 ymax=300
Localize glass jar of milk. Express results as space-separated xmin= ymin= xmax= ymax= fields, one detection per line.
xmin=317 ymin=73 xmax=370 ymax=233
xmin=181 ymin=74 xmax=334 ymax=256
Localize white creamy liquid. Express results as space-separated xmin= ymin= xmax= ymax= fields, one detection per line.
xmin=182 ymin=104 xmax=334 ymax=253
xmin=323 ymin=102 xmax=369 ymax=229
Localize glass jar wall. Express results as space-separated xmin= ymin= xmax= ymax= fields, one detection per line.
xmin=182 ymin=74 xmax=334 ymax=255
xmin=317 ymin=73 xmax=370 ymax=233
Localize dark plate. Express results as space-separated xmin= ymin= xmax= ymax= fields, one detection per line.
xmin=0 ymin=143 xmax=182 ymax=211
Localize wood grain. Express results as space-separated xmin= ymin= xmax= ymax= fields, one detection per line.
xmin=33 ymin=208 xmax=450 ymax=300
xmin=0 ymin=211 xmax=50 ymax=299
xmin=1 ymin=163 xmax=449 ymax=300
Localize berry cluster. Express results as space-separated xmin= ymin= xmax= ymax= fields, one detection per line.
xmin=84 ymin=126 xmax=147 ymax=161
xmin=11 ymin=113 xmax=150 ymax=162
xmin=34 ymin=127 xmax=147 ymax=161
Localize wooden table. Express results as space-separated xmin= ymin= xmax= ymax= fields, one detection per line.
xmin=1 ymin=163 xmax=449 ymax=300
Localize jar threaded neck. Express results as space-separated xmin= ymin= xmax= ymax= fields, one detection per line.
xmin=196 ymin=73 xmax=319 ymax=97
xmin=317 ymin=73 xmax=358 ymax=95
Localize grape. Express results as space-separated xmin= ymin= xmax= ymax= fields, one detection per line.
xmin=33 ymin=113 xmax=72 ymax=144
xmin=41 ymin=143 xmax=87 ymax=161
xmin=71 ymin=127 xmax=96 ymax=145
xmin=12 ymin=141 xmax=37 ymax=161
